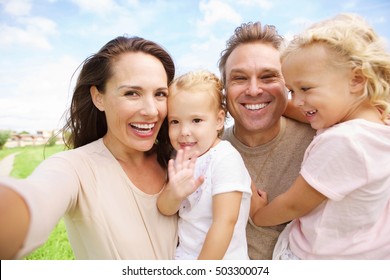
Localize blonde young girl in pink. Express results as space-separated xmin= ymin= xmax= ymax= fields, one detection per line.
xmin=157 ymin=70 xmax=252 ymax=259
xmin=251 ymin=13 xmax=390 ymax=259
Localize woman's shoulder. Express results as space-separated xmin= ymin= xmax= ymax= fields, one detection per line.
xmin=48 ymin=138 xmax=107 ymax=163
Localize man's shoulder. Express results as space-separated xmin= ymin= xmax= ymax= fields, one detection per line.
xmin=222 ymin=125 xmax=234 ymax=141
xmin=283 ymin=117 xmax=316 ymax=150
xmin=284 ymin=117 xmax=316 ymax=136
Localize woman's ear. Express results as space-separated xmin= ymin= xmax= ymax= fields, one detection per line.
xmin=90 ymin=86 xmax=105 ymax=111
xmin=350 ymin=68 xmax=367 ymax=94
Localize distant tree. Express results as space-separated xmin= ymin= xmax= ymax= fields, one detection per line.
xmin=46 ymin=131 xmax=57 ymax=147
xmin=0 ymin=130 xmax=11 ymax=149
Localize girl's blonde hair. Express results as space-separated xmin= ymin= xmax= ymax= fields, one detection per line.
xmin=168 ymin=70 xmax=227 ymax=137
xmin=282 ymin=13 xmax=390 ymax=120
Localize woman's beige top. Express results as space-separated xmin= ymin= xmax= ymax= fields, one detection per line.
xmin=2 ymin=138 xmax=178 ymax=259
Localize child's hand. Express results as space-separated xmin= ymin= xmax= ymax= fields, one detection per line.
xmin=385 ymin=116 xmax=390 ymax=125
xmin=167 ymin=147 xmax=204 ymax=200
xmin=378 ymin=108 xmax=390 ymax=125
xmin=250 ymin=183 xmax=268 ymax=219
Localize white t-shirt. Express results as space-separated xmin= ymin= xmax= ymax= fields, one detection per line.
xmin=289 ymin=119 xmax=390 ymax=259
xmin=175 ymin=140 xmax=252 ymax=259
xmin=1 ymin=139 xmax=178 ymax=259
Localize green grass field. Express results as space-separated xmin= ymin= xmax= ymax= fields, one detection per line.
xmin=1 ymin=145 xmax=75 ymax=260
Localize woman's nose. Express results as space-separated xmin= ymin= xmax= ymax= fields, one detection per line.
xmin=141 ymin=97 xmax=158 ymax=116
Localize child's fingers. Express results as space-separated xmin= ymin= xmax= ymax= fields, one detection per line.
xmin=257 ymin=189 xmax=268 ymax=202
xmin=167 ymin=159 xmax=175 ymax=178
xmin=194 ymin=175 xmax=204 ymax=189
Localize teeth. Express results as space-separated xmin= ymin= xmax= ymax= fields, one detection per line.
xmin=130 ymin=123 xmax=155 ymax=130
xmin=306 ymin=110 xmax=317 ymax=116
xmin=245 ymin=103 xmax=268 ymax=110
xmin=181 ymin=142 xmax=195 ymax=146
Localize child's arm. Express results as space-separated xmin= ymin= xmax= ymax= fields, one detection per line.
xmin=197 ymin=191 xmax=242 ymax=260
xmin=157 ymin=148 xmax=203 ymax=216
xmin=251 ymin=175 xmax=327 ymax=226
xmin=249 ymin=182 xmax=267 ymax=218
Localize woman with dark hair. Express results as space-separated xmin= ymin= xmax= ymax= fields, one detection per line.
xmin=0 ymin=36 xmax=177 ymax=259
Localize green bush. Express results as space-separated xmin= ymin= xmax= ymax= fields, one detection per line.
xmin=0 ymin=130 xmax=11 ymax=149
xmin=46 ymin=131 xmax=58 ymax=147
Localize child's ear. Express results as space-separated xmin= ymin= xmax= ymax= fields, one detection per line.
xmin=216 ymin=109 xmax=225 ymax=130
xmin=350 ymin=68 xmax=367 ymax=94
xmin=90 ymin=86 xmax=105 ymax=111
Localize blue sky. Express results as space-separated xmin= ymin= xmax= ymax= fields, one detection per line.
xmin=1 ymin=0 xmax=390 ymax=133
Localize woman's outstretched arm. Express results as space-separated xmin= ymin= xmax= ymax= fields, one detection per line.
xmin=0 ymin=185 xmax=30 ymax=259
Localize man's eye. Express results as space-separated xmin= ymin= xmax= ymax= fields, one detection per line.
xmin=125 ymin=91 xmax=138 ymax=96
xmin=261 ymin=74 xmax=279 ymax=82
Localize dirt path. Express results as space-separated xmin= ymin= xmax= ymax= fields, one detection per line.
xmin=0 ymin=153 xmax=18 ymax=176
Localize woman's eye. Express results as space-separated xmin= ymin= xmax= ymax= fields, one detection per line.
xmin=156 ymin=91 xmax=168 ymax=98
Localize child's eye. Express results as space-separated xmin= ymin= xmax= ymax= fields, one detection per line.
xmin=169 ymin=119 xmax=179 ymax=125
xmin=193 ymin=118 xmax=202 ymax=123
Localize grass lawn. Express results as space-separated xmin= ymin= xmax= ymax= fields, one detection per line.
xmin=1 ymin=144 xmax=75 ymax=260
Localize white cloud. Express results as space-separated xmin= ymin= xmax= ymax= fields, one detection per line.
xmin=0 ymin=55 xmax=80 ymax=132
xmin=373 ymin=15 xmax=386 ymax=24
xmin=0 ymin=16 xmax=57 ymax=49
xmin=176 ymin=35 xmax=226 ymax=76
xmin=68 ymin=0 xmax=160 ymax=38
xmin=70 ymin=0 xmax=120 ymax=15
xmin=235 ymin=0 xmax=273 ymax=10
xmin=0 ymin=0 xmax=32 ymax=16
xmin=125 ymin=0 xmax=139 ymax=6
xmin=0 ymin=0 xmax=58 ymax=50
xmin=341 ymin=0 xmax=358 ymax=10
xmin=21 ymin=16 xmax=57 ymax=34
xmin=290 ymin=17 xmax=314 ymax=31
xmin=197 ymin=0 xmax=242 ymax=36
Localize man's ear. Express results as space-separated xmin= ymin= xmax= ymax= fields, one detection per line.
xmin=350 ymin=68 xmax=367 ymax=94
xmin=90 ymin=86 xmax=104 ymax=111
